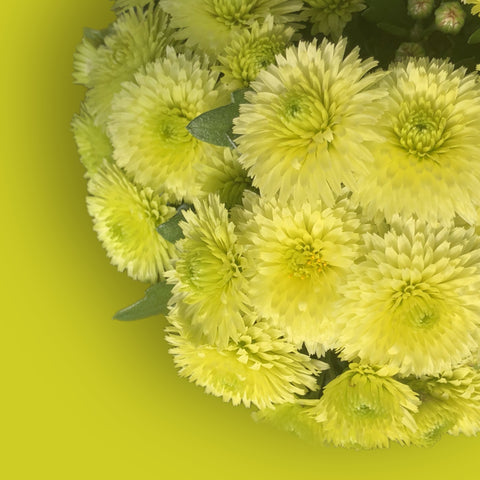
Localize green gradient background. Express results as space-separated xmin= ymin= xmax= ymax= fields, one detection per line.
xmin=2 ymin=1 xmax=479 ymax=478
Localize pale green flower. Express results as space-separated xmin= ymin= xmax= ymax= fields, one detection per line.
xmin=166 ymin=312 xmax=321 ymax=409
xmin=409 ymin=366 xmax=480 ymax=436
xmin=87 ymin=162 xmax=177 ymax=282
xmin=234 ymin=39 xmax=386 ymax=206
xmin=253 ymin=402 xmax=325 ymax=442
xmin=462 ymin=0 xmax=480 ymax=15
xmin=216 ymin=15 xmax=295 ymax=90
xmin=160 ymin=0 xmax=304 ymax=55
xmin=304 ymin=0 xmax=366 ymax=39
xmin=338 ymin=216 xmax=480 ymax=376
xmin=166 ymin=195 xmax=248 ymax=347
xmin=71 ymin=104 xmax=113 ymax=176
xmin=111 ymin=0 xmax=151 ymax=13
xmin=307 ymin=364 xmax=420 ymax=449
xmin=108 ymin=48 xmax=228 ymax=203
xmin=198 ymin=148 xmax=253 ymax=209
xmin=355 ymin=58 xmax=480 ymax=224
xmin=238 ymin=190 xmax=361 ymax=354
xmin=84 ymin=4 xmax=175 ymax=125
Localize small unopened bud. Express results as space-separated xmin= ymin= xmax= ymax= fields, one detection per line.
xmin=407 ymin=0 xmax=435 ymax=19
xmin=435 ymin=2 xmax=466 ymax=35
xmin=395 ymin=42 xmax=426 ymax=61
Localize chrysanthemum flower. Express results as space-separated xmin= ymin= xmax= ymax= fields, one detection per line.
xmin=108 ymin=48 xmax=228 ymax=203
xmin=166 ymin=312 xmax=321 ymax=409
xmin=87 ymin=162 xmax=177 ymax=282
xmin=407 ymin=389 xmax=456 ymax=446
xmin=73 ymin=27 xmax=109 ymax=87
xmin=84 ymin=4 xmax=175 ymax=126
xmin=234 ymin=39 xmax=386 ymax=206
xmin=216 ymin=15 xmax=295 ymax=90
xmin=253 ymin=402 xmax=325 ymax=442
xmin=337 ymin=216 xmax=480 ymax=376
xmin=307 ymin=364 xmax=420 ymax=449
xmin=111 ymin=0 xmax=150 ymax=13
xmin=354 ymin=58 xmax=480 ymax=224
xmin=409 ymin=366 xmax=480 ymax=436
xmin=72 ymin=104 xmax=113 ymax=176
xmin=304 ymin=0 xmax=366 ymax=39
xmin=160 ymin=0 xmax=303 ymax=55
xmin=462 ymin=0 xmax=480 ymax=16
xmin=238 ymin=191 xmax=361 ymax=353
xmin=166 ymin=195 xmax=249 ymax=347
xmin=198 ymin=148 xmax=253 ymax=209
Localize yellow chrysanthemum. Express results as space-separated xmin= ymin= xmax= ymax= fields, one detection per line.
xmin=160 ymin=0 xmax=303 ymax=55
xmin=338 ymin=216 xmax=480 ymax=376
xmin=234 ymin=39 xmax=386 ymax=206
xmin=462 ymin=0 xmax=480 ymax=16
xmin=166 ymin=195 xmax=249 ymax=347
xmin=407 ymin=390 xmax=456 ymax=446
xmin=354 ymin=58 xmax=480 ymax=224
xmin=198 ymin=148 xmax=253 ymax=209
xmin=71 ymin=104 xmax=113 ymax=176
xmin=409 ymin=366 xmax=480 ymax=436
xmin=166 ymin=313 xmax=321 ymax=409
xmin=111 ymin=0 xmax=151 ymax=13
xmin=216 ymin=15 xmax=295 ymax=90
xmin=84 ymin=4 xmax=175 ymax=125
xmin=73 ymin=27 xmax=110 ymax=87
xmin=307 ymin=364 xmax=420 ymax=449
xmin=108 ymin=48 xmax=228 ymax=203
xmin=87 ymin=162 xmax=177 ymax=282
xmin=238 ymin=191 xmax=361 ymax=353
xmin=253 ymin=402 xmax=325 ymax=442
xmin=304 ymin=0 xmax=366 ymax=39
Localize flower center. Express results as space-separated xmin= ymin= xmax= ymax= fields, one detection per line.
xmin=395 ymin=106 xmax=447 ymax=157
xmin=157 ymin=111 xmax=190 ymax=144
xmin=286 ymin=242 xmax=327 ymax=280
xmin=209 ymin=0 xmax=256 ymax=26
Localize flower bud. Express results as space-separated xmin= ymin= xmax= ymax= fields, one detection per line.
xmin=395 ymin=42 xmax=426 ymax=61
xmin=435 ymin=2 xmax=466 ymax=35
xmin=407 ymin=0 xmax=435 ymax=19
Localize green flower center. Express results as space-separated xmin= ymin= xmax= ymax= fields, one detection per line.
xmin=395 ymin=106 xmax=447 ymax=157
xmin=286 ymin=242 xmax=327 ymax=280
xmin=157 ymin=111 xmax=190 ymax=144
xmin=209 ymin=0 xmax=256 ymax=26
xmin=279 ymin=90 xmax=334 ymax=142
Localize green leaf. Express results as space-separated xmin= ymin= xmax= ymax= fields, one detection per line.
xmin=468 ymin=28 xmax=480 ymax=44
xmin=186 ymin=89 xmax=249 ymax=147
xmin=377 ymin=22 xmax=409 ymax=37
xmin=156 ymin=204 xmax=190 ymax=243
xmin=113 ymin=282 xmax=173 ymax=321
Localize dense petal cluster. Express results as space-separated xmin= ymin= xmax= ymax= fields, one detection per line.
xmin=166 ymin=313 xmax=322 ymax=409
xmin=238 ymin=191 xmax=361 ymax=353
xmin=108 ymin=48 xmax=228 ymax=202
xmin=111 ymin=0 xmax=151 ymax=13
xmin=71 ymin=104 xmax=113 ymax=176
xmin=216 ymin=15 xmax=295 ymax=90
xmin=166 ymin=195 xmax=248 ymax=347
xmin=304 ymin=0 xmax=366 ymax=39
xmin=307 ymin=364 xmax=420 ymax=449
xmin=409 ymin=366 xmax=480 ymax=436
xmin=79 ymin=4 xmax=175 ymax=125
xmin=338 ymin=216 xmax=480 ymax=376
xmin=87 ymin=163 xmax=177 ymax=282
xmin=160 ymin=0 xmax=303 ymax=55
xmin=355 ymin=58 xmax=480 ymax=224
xmin=463 ymin=0 xmax=480 ymax=15
xmin=234 ymin=39 xmax=385 ymax=205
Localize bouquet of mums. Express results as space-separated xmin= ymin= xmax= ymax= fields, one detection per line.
xmin=72 ymin=0 xmax=480 ymax=448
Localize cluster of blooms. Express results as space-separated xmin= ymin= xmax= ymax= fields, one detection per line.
xmin=73 ymin=0 xmax=480 ymax=448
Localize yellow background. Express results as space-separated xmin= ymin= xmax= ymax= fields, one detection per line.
xmin=2 ymin=1 xmax=479 ymax=478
